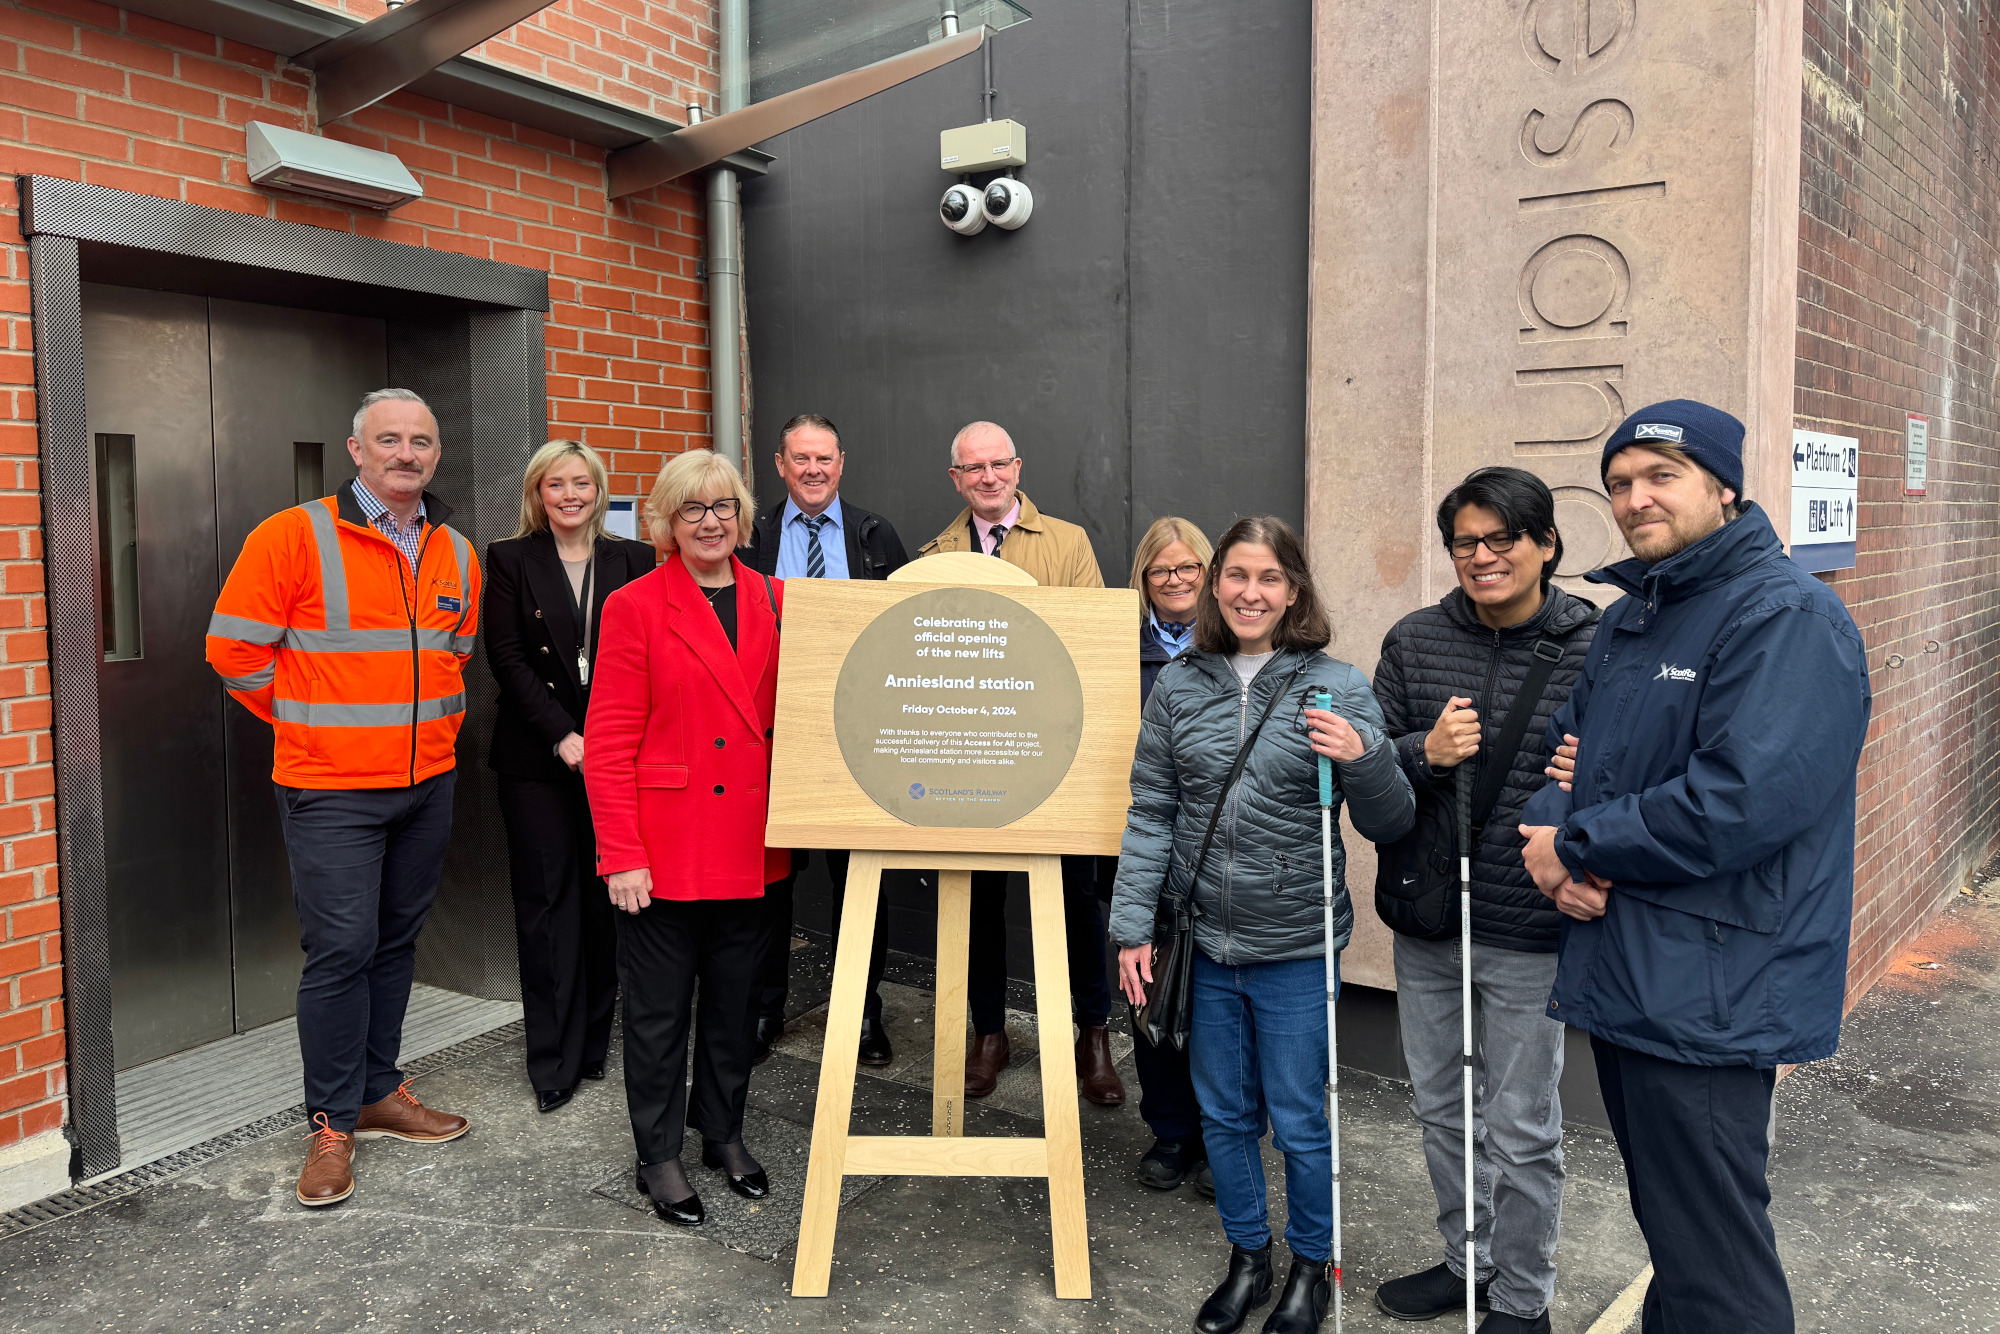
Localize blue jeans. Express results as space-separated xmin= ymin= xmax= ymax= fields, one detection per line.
xmin=275 ymin=773 xmax=456 ymax=1131
xmin=1190 ymin=950 xmax=1337 ymax=1260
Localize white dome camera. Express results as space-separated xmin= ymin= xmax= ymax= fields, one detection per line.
xmin=940 ymin=182 xmax=987 ymax=235
xmin=982 ymin=177 xmax=1033 ymax=230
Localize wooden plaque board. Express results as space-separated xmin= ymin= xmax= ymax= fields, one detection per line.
xmin=766 ymin=579 xmax=1140 ymax=855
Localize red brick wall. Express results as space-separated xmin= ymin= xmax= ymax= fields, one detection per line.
xmin=0 ymin=0 xmax=716 ymax=1157
xmin=1798 ymin=0 xmax=2000 ymax=1003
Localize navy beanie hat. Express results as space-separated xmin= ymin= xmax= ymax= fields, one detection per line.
xmin=1600 ymin=399 xmax=1746 ymax=495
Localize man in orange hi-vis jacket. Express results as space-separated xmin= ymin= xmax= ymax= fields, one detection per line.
xmin=208 ymin=388 xmax=481 ymax=1209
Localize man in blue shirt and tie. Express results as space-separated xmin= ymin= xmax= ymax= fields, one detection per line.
xmin=744 ymin=413 xmax=910 ymax=1067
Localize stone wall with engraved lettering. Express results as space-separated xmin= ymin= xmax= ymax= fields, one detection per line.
xmin=1307 ymin=0 xmax=1802 ymax=987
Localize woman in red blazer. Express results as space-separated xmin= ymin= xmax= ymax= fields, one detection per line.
xmin=584 ymin=448 xmax=788 ymax=1227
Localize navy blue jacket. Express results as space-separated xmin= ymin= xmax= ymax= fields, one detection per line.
xmin=1520 ymin=505 xmax=1871 ymax=1067
xmin=1138 ymin=613 xmax=1187 ymax=704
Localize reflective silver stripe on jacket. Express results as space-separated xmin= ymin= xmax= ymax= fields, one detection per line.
xmin=207 ymin=612 xmax=286 ymax=645
xmin=282 ymin=627 xmax=463 ymax=653
xmin=220 ymin=666 xmax=276 ymax=692
xmin=443 ymin=525 xmax=474 ymax=642
xmin=271 ymin=693 xmax=468 ymax=727
xmin=302 ymin=499 xmax=350 ymax=630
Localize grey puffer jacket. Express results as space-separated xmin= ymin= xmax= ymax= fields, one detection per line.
xmin=1109 ymin=648 xmax=1416 ymax=964
xmin=1372 ymin=586 xmax=1598 ymax=951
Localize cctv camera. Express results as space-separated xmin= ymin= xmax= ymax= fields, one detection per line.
xmin=982 ymin=177 xmax=1033 ymax=230
xmin=940 ymin=182 xmax=987 ymax=235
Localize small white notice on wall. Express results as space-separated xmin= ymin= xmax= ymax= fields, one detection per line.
xmin=606 ymin=500 xmax=638 ymax=540
xmin=1904 ymin=414 xmax=1928 ymax=496
xmin=1791 ymin=428 xmax=1858 ymax=574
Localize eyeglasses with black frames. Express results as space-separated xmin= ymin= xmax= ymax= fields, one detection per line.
xmin=677 ymin=497 xmax=742 ymax=524
xmin=1447 ymin=530 xmax=1524 ymax=560
xmin=1144 ymin=561 xmax=1205 ymax=586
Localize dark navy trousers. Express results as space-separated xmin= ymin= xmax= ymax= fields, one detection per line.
xmin=1592 ymin=1036 xmax=1793 ymax=1334
xmin=275 ymin=772 xmax=456 ymax=1132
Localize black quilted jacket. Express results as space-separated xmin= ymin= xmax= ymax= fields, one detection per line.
xmin=1371 ymin=587 xmax=1598 ymax=952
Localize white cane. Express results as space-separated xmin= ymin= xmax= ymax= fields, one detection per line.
xmin=1313 ymin=689 xmax=1344 ymax=1333
xmin=1455 ymin=761 xmax=1476 ymax=1334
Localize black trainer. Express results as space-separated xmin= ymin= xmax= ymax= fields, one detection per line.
xmin=1375 ymin=1262 xmax=1490 ymax=1321
xmin=1136 ymin=1136 xmax=1207 ymax=1190
xmin=1191 ymin=1157 xmax=1216 ymax=1199
xmin=1261 ymin=1255 xmax=1332 ymax=1334
xmin=1194 ymin=1243 xmax=1273 ymax=1334
xmin=1477 ymin=1311 xmax=1549 ymax=1334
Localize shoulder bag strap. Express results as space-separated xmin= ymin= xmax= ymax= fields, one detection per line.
xmin=1468 ymin=609 xmax=1599 ymax=829
xmin=1177 ymin=661 xmax=1309 ymax=910
xmin=760 ymin=571 xmax=780 ymax=634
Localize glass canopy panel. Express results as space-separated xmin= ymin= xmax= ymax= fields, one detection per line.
xmin=749 ymin=0 xmax=1031 ymax=104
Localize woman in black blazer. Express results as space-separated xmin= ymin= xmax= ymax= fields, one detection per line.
xmin=486 ymin=439 xmax=656 ymax=1113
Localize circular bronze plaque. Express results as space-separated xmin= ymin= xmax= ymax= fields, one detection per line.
xmin=834 ymin=588 xmax=1085 ymax=827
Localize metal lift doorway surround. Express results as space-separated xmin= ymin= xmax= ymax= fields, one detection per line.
xmin=791 ymin=851 xmax=1090 ymax=1299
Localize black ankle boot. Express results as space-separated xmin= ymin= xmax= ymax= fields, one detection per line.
xmin=1260 ymin=1255 xmax=1332 ymax=1334
xmin=1195 ymin=1244 xmax=1273 ymax=1334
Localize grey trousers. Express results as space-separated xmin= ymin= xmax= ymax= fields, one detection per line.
xmin=1394 ymin=933 xmax=1566 ymax=1320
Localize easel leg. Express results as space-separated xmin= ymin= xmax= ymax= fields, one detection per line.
xmin=792 ymin=851 xmax=883 ymax=1298
xmin=1026 ymin=855 xmax=1091 ymax=1299
xmin=932 ymin=869 xmax=972 ymax=1137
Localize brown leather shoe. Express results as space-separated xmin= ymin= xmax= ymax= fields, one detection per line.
xmin=1076 ymin=1024 xmax=1126 ymax=1107
xmin=354 ymin=1079 xmax=470 ymax=1143
xmin=964 ymin=1031 xmax=1010 ymax=1098
xmin=297 ymin=1113 xmax=355 ymax=1207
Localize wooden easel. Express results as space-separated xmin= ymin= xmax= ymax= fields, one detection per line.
xmin=767 ymin=557 xmax=1138 ymax=1301
xmin=790 ymin=851 xmax=1089 ymax=1298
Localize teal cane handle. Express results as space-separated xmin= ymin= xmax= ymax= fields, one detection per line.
xmin=1312 ymin=689 xmax=1334 ymax=807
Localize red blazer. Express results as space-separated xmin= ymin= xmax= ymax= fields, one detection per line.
xmin=584 ymin=555 xmax=789 ymax=898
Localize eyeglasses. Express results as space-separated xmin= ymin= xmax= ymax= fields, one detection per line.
xmin=676 ymin=497 xmax=742 ymax=523
xmin=948 ymin=457 xmax=1021 ymax=479
xmin=1447 ymin=530 xmax=1524 ymax=560
xmin=1144 ymin=562 xmax=1205 ymax=586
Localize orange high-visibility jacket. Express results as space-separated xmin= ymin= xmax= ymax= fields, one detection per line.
xmin=207 ymin=481 xmax=481 ymax=790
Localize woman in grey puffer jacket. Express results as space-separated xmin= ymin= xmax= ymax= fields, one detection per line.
xmin=1110 ymin=517 xmax=1415 ymax=1334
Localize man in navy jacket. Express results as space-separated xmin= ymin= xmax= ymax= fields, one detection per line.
xmin=1520 ymin=400 xmax=1870 ymax=1334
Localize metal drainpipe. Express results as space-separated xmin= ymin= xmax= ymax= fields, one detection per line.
xmin=704 ymin=0 xmax=748 ymax=467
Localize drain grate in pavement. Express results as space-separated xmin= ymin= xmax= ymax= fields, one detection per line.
xmin=591 ymin=1105 xmax=881 ymax=1262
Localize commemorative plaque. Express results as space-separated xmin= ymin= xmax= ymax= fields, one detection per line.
xmin=833 ymin=587 xmax=1085 ymax=827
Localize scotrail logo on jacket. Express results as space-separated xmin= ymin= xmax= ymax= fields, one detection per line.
xmin=207 ymin=481 xmax=481 ymax=790
xmin=1521 ymin=504 xmax=1871 ymax=1067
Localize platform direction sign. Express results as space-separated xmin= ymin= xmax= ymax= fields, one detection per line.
xmin=1791 ymin=428 xmax=1858 ymax=573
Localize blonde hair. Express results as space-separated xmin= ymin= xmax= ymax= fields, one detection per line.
xmin=642 ymin=449 xmax=755 ymax=553
xmin=513 ymin=439 xmax=610 ymax=540
xmin=1128 ymin=516 xmax=1215 ymax=599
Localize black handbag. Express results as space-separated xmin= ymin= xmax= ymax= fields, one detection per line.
xmin=1138 ymin=661 xmax=1307 ymax=1051
xmin=1373 ymin=615 xmax=1595 ymax=940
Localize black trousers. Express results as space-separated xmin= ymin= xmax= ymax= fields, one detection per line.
xmin=618 ymin=895 xmax=763 ymax=1164
xmin=968 ymin=855 xmax=1112 ymax=1035
xmin=756 ymin=849 xmax=888 ymax=1023
xmin=497 ymin=775 xmax=618 ymax=1095
xmin=275 ymin=773 xmax=455 ymax=1132
xmin=1592 ymin=1036 xmax=1792 ymax=1334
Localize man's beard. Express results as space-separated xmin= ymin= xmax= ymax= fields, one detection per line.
xmin=1624 ymin=508 xmax=1724 ymax=562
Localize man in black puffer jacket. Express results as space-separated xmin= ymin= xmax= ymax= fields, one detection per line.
xmin=1368 ymin=468 xmax=1597 ymax=1334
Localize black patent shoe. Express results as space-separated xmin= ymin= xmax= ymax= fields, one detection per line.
xmin=536 ymin=1084 xmax=576 ymax=1114
xmin=1136 ymin=1136 xmax=1206 ymax=1190
xmin=701 ymin=1143 xmax=771 ymax=1199
xmin=580 ymin=1060 xmax=606 ymax=1081
xmin=753 ymin=1015 xmax=782 ymax=1066
xmin=1195 ymin=1243 xmax=1273 ymax=1334
xmin=1260 ymin=1256 xmax=1332 ymax=1334
xmin=635 ymin=1159 xmax=704 ymax=1227
xmin=857 ymin=1015 xmax=894 ymax=1066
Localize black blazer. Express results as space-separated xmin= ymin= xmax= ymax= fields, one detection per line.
xmin=484 ymin=529 xmax=657 ymax=781
xmin=741 ymin=496 xmax=909 ymax=580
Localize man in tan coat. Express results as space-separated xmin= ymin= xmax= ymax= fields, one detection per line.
xmin=921 ymin=421 xmax=1124 ymax=1109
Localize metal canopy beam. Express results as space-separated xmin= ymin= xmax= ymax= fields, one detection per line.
xmin=295 ymin=0 xmax=562 ymax=125
xmin=608 ymin=26 xmax=986 ymax=199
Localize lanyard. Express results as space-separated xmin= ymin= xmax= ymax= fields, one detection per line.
xmin=568 ymin=555 xmax=595 ymax=687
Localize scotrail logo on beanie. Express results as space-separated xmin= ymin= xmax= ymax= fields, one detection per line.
xmin=1602 ymin=399 xmax=1745 ymax=495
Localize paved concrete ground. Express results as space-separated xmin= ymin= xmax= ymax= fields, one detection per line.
xmin=2 ymin=877 xmax=1994 ymax=1333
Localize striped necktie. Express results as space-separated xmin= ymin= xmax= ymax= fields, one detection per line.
xmin=805 ymin=513 xmax=829 ymax=578
xmin=987 ymin=522 xmax=1008 ymax=556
